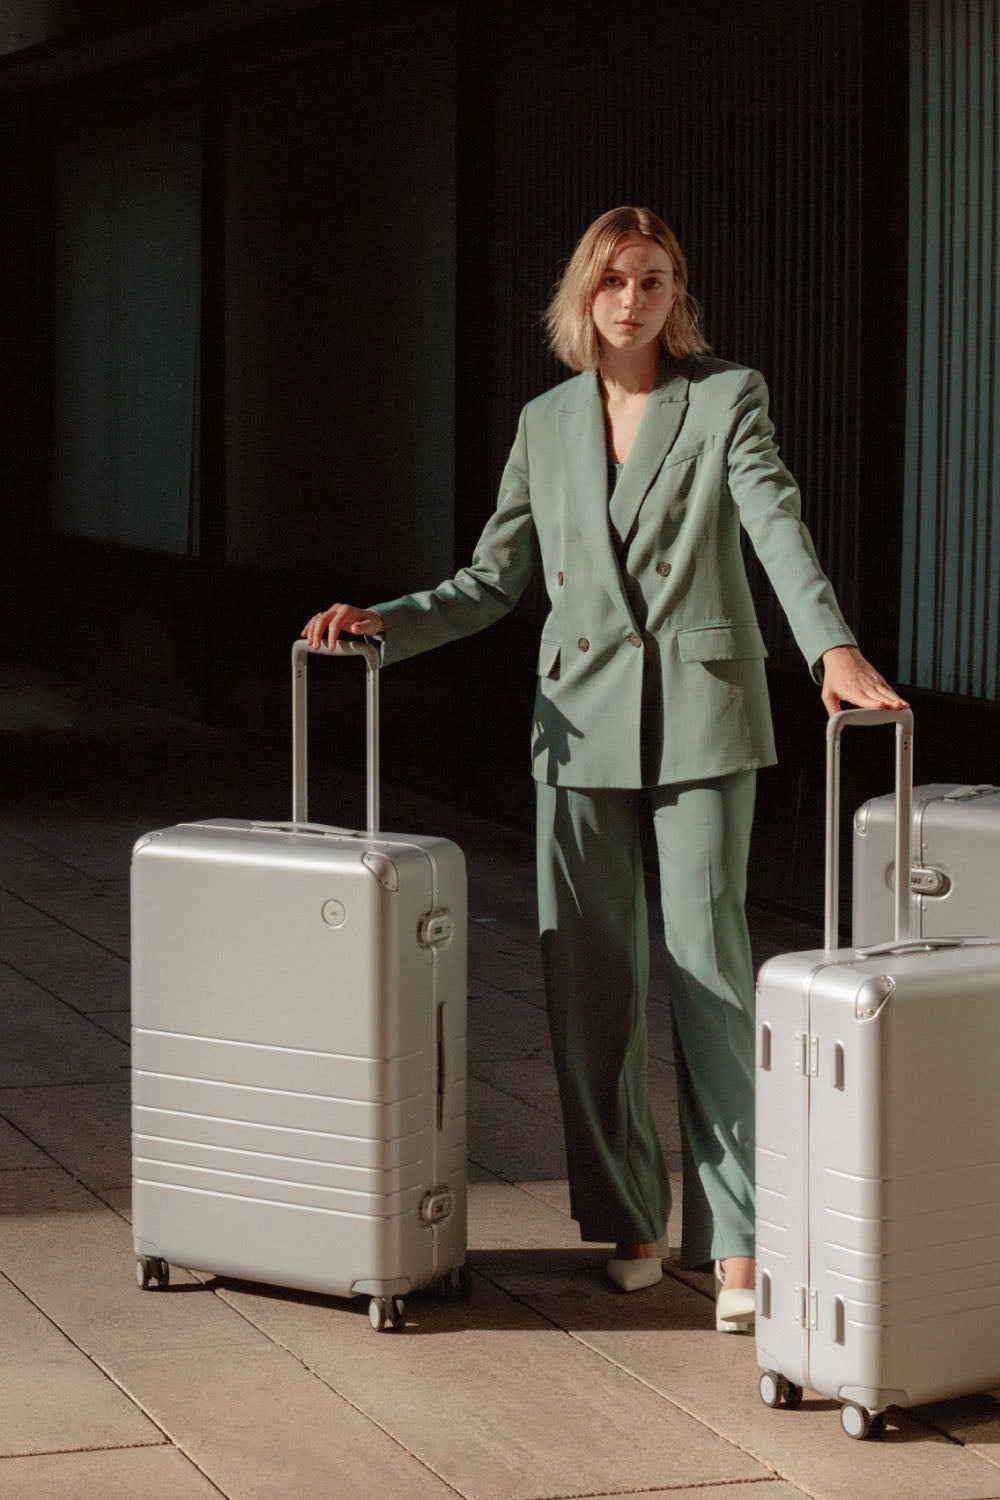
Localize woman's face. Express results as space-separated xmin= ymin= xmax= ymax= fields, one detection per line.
xmin=590 ymin=236 xmax=677 ymax=358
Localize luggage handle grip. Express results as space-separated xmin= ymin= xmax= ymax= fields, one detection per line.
xmin=292 ymin=639 xmax=380 ymax=834
xmin=825 ymin=708 xmax=914 ymax=951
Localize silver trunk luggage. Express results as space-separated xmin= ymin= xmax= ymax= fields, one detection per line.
xmin=853 ymin=782 xmax=1000 ymax=946
xmin=755 ymin=708 xmax=1000 ymax=1438
xmin=131 ymin=640 xmax=468 ymax=1332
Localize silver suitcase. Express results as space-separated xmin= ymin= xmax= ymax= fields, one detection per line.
xmin=853 ymin=782 xmax=1000 ymax=946
xmin=131 ymin=640 xmax=468 ymax=1331
xmin=755 ymin=708 xmax=1000 ymax=1438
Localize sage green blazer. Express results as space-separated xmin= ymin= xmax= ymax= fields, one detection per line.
xmin=374 ymin=355 xmax=856 ymax=788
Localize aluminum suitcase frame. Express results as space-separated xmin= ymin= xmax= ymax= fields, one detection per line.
xmin=755 ymin=709 xmax=1000 ymax=1438
xmin=131 ymin=640 xmax=468 ymax=1332
xmin=853 ymin=781 xmax=1000 ymax=947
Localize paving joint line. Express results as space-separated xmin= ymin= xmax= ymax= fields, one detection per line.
xmin=0 ymin=892 xmax=130 ymax=967
xmin=0 ymin=1267 xmax=234 ymax=1496
xmin=205 ymin=1283 xmax=469 ymax=1500
xmin=466 ymin=1265 xmax=802 ymax=1494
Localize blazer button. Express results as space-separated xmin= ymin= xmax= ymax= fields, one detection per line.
xmin=577 ymin=637 xmax=590 ymax=652
xmin=628 ymin=633 xmax=642 ymax=648
xmin=656 ymin=560 xmax=672 ymax=577
xmin=557 ymin=571 xmax=565 ymax=586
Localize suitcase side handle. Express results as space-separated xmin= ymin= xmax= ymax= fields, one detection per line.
xmin=291 ymin=639 xmax=380 ymax=834
xmin=825 ymin=708 xmax=915 ymax=951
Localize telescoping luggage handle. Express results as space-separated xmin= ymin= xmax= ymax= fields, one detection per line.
xmin=825 ymin=708 xmax=914 ymax=952
xmin=292 ymin=638 xmax=380 ymax=835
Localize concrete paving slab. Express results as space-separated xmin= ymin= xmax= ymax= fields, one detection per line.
xmin=0 ymin=817 xmax=151 ymax=883
xmin=214 ymin=1270 xmax=770 ymax=1500
xmin=0 ymin=1082 xmax=130 ymax=1191
xmin=468 ymin=1075 xmax=567 ymax=1182
xmin=0 ymin=1445 xmax=224 ymax=1500
xmin=95 ymin=1186 xmax=132 ymax=1219
xmin=0 ymin=1278 xmax=161 ymax=1458
xmin=0 ymin=968 xmax=129 ymax=1085
xmin=0 ymin=1116 xmax=53 ymax=1170
xmin=0 ymin=892 xmax=53 ymax=930
xmin=467 ymin=977 xmax=553 ymax=1061
xmin=466 ymin=865 xmax=538 ymax=926
xmin=488 ymin=1255 xmax=1000 ymax=1500
xmin=113 ymin=1342 xmax=458 ymax=1500
xmin=23 ymin=884 xmax=130 ymax=959
xmin=468 ymin=921 xmax=544 ymax=994
xmin=916 ymin=1390 xmax=1000 ymax=1464
xmin=468 ymin=1176 xmax=587 ymax=1252
xmin=0 ymin=1170 xmax=266 ymax=1360
xmin=470 ymin=1058 xmax=562 ymax=1121
xmin=583 ymin=1488 xmax=806 ymax=1500
xmin=647 ymin=994 xmax=676 ymax=1060
xmin=0 ymin=833 xmax=98 ymax=891
xmin=0 ymin=926 xmax=128 ymax=1012
xmin=87 ymin=1009 xmax=130 ymax=1043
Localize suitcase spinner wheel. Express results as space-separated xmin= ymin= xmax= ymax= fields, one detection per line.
xmin=758 ymin=1371 xmax=802 ymax=1410
xmin=368 ymin=1295 xmax=407 ymax=1332
xmin=839 ymin=1402 xmax=887 ymax=1441
xmin=136 ymin=1255 xmax=169 ymax=1290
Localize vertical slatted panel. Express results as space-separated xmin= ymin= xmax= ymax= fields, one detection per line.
xmin=474 ymin=0 xmax=866 ymax=662
xmin=901 ymin=0 xmax=1000 ymax=698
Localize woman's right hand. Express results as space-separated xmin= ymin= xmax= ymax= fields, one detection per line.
xmin=301 ymin=604 xmax=385 ymax=653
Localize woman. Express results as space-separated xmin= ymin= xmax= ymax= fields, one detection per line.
xmin=302 ymin=207 xmax=906 ymax=1329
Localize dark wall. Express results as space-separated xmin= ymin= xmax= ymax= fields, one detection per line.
xmin=5 ymin=0 xmax=990 ymax=920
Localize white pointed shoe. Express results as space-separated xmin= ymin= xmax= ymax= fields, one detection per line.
xmin=715 ymin=1260 xmax=755 ymax=1332
xmin=606 ymin=1253 xmax=663 ymax=1292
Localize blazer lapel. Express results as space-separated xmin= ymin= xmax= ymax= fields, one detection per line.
xmin=556 ymin=372 xmax=631 ymax=617
xmin=609 ymin=360 xmax=691 ymax=548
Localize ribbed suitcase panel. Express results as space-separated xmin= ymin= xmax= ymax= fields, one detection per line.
xmin=131 ymin=1101 xmax=423 ymax=1170
xmin=131 ymin=819 xmax=467 ymax=1299
xmin=761 ymin=945 xmax=1000 ymax=1412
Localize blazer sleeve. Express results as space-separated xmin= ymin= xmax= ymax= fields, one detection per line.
xmin=725 ymin=368 xmax=857 ymax=679
xmin=371 ymin=406 xmax=540 ymax=668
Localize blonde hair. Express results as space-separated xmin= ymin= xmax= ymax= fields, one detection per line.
xmin=545 ymin=206 xmax=709 ymax=370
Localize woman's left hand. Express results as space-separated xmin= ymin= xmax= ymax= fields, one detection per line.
xmin=820 ymin=645 xmax=909 ymax=717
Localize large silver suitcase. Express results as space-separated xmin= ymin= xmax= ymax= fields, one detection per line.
xmin=755 ymin=709 xmax=1000 ymax=1438
xmin=131 ymin=640 xmax=468 ymax=1331
xmin=853 ymin=782 xmax=1000 ymax=946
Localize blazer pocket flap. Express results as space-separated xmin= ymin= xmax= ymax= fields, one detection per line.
xmin=537 ymin=637 xmax=561 ymax=678
xmin=677 ymin=622 xmax=768 ymax=663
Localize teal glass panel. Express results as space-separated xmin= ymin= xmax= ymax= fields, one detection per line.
xmin=51 ymin=80 xmax=202 ymax=554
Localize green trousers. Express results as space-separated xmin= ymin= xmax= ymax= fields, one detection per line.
xmin=535 ymin=772 xmax=757 ymax=1268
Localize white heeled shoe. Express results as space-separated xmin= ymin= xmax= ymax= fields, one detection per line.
xmin=606 ymin=1236 xmax=668 ymax=1292
xmin=715 ymin=1260 xmax=755 ymax=1332
xmin=606 ymin=1254 xmax=663 ymax=1291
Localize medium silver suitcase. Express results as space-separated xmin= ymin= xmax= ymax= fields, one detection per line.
xmin=131 ymin=639 xmax=468 ymax=1331
xmin=755 ymin=708 xmax=1000 ymax=1438
xmin=853 ymin=782 xmax=1000 ymax=946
